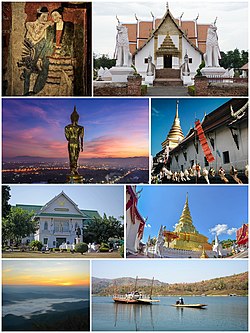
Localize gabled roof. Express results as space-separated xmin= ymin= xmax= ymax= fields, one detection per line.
xmin=14 ymin=192 xmax=101 ymax=220
xmin=39 ymin=191 xmax=85 ymax=217
xmin=170 ymin=98 xmax=248 ymax=154
xmin=16 ymin=204 xmax=42 ymax=213
xmin=134 ymin=7 xmax=203 ymax=56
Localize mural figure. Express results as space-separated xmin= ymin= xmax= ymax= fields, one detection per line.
xmin=18 ymin=6 xmax=53 ymax=95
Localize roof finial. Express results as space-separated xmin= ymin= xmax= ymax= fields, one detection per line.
xmin=175 ymin=100 xmax=179 ymax=118
xmin=195 ymin=13 xmax=199 ymax=21
xmin=116 ymin=15 xmax=120 ymax=24
xmin=214 ymin=17 xmax=218 ymax=25
xmin=166 ymin=2 xmax=169 ymax=10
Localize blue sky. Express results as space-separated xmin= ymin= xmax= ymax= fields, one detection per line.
xmin=151 ymin=98 xmax=230 ymax=156
xmin=8 ymin=185 xmax=124 ymax=219
xmin=2 ymin=98 xmax=149 ymax=159
xmin=92 ymin=260 xmax=248 ymax=283
xmin=136 ymin=185 xmax=248 ymax=243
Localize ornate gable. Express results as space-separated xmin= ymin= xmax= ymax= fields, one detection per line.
xmin=38 ymin=192 xmax=85 ymax=217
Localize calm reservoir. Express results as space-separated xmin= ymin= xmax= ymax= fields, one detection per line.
xmin=92 ymin=296 xmax=248 ymax=331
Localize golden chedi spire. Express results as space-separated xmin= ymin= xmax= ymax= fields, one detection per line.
xmin=162 ymin=100 xmax=184 ymax=150
xmin=169 ymin=193 xmax=212 ymax=252
xmin=174 ymin=193 xmax=198 ymax=234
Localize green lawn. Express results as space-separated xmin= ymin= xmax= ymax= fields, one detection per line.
xmin=2 ymin=251 xmax=123 ymax=258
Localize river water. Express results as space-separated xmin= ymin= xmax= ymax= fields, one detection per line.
xmin=92 ymin=296 xmax=248 ymax=331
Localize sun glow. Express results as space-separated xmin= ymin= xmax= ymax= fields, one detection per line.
xmin=2 ymin=261 xmax=90 ymax=287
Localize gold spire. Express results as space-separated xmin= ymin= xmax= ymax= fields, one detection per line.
xmin=162 ymin=101 xmax=184 ymax=150
xmin=178 ymin=192 xmax=192 ymax=225
xmin=169 ymin=194 xmax=212 ymax=252
xmin=174 ymin=193 xmax=198 ymax=234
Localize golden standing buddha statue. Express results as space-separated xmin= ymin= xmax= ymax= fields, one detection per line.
xmin=65 ymin=106 xmax=84 ymax=183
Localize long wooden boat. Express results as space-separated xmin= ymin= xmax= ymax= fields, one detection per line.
xmin=172 ymin=303 xmax=207 ymax=308
xmin=113 ymin=276 xmax=160 ymax=305
xmin=113 ymin=294 xmax=159 ymax=304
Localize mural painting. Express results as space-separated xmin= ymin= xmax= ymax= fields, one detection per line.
xmin=2 ymin=2 xmax=92 ymax=96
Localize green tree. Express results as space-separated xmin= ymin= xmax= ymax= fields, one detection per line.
xmin=220 ymin=48 xmax=248 ymax=69
xmin=2 ymin=185 xmax=11 ymax=218
xmin=195 ymin=61 xmax=205 ymax=76
xmin=93 ymin=53 xmax=116 ymax=70
xmin=83 ymin=214 xmax=123 ymax=244
xmin=2 ymin=207 xmax=38 ymax=245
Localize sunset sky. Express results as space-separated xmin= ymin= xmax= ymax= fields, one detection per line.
xmin=2 ymin=98 xmax=149 ymax=159
xmin=2 ymin=261 xmax=90 ymax=287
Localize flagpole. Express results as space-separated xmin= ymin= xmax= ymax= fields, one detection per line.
xmin=194 ymin=112 xmax=198 ymax=184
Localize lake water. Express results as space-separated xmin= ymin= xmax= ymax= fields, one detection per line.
xmin=92 ymin=296 xmax=248 ymax=331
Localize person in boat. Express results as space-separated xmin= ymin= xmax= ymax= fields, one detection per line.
xmin=176 ymin=297 xmax=184 ymax=305
xmin=179 ymin=297 xmax=184 ymax=304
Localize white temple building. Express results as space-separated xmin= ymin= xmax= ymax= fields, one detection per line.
xmin=123 ymin=4 xmax=209 ymax=85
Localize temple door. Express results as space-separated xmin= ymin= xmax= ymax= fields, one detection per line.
xmin=164 ymin=55 xmax=172 ymax=68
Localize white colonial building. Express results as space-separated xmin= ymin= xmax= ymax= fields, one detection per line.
xmin=17 ymin=191 xmax=100 ymax=249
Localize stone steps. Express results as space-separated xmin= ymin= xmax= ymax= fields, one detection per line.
xmin=153 ymin=78 xmax=183 ymax=86
xmin=155 ymin=68 xmax=180 ymax=78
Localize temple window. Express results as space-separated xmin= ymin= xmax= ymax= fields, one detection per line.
xmin=144 ymin=58 xmax=148 ymax=63
xmin=223 ymin=151 xmax=230 ymax=164
xmin=44 ymin=221 xmax=48 ymax=230
xmin=44 ymin=238 xmax=48 ymax=245
xmin=189 ymin=58 xmax=192 ymax=63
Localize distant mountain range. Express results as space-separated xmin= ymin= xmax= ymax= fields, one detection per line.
xmin=92 ymin=272 xmax=248 ymax=296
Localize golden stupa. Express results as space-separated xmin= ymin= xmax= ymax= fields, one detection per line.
xmin=161 ymin=100 xmax=184 ymax=150
xmin=169 ymin=194 xmax=212 ymax=251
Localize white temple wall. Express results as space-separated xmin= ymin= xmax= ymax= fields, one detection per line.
xmin=182 ymin=38 xmax=202 ymax=77
xmin=170 ymin=122 xmax=248 ymax=172
xmin=134 ymin=39 xmax=154 ymax=79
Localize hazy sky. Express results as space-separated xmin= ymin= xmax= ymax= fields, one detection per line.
xmin=92 ymin=260 xmax=248 ymax=283
xmin=151 ymin=98 xmax=231 ymax=156
xmin=137 ymin=185 xmax=248 ymax=243
xmin=3 ymin=260 xmax=90 ymax=286
xmin=8 ymin=185 xmax=124 ymax=219
xmin=2 ymin=98 xmax=149 ymax=159
xmin=93 ymin=0 xmax=248 ymax=57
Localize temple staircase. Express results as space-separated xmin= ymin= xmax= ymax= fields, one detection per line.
xmin=153 ymin=69 xmax=183 ymax=86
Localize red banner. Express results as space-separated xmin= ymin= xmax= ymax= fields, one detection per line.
xmin=236 ymin=224 xmax=248 ymax=245
xmin=195 ymin=120 xmax=215 ymax=163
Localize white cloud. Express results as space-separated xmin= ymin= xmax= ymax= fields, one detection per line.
xmin=209 ymin=224 xmax=237 ymax=236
